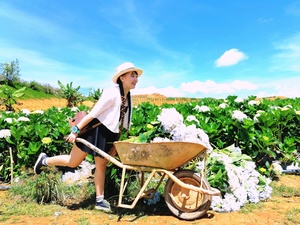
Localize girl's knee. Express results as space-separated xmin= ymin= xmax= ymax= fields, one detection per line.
xmin=68 ymin=162 xmax=81 ymax=168
xmin=67 ymin=159 xmax=82 ymax=168
xmin=95 ymin=157 xmax=107 ymax=167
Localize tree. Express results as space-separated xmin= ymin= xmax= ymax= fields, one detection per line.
xmin=0 ymin=85 xmax=26 ymax=111
xmin=0 ymin=59 xmax=21 ymax=86
xmin=89 ymin=88 xmax=103 ymax=102
xmin=57 ymin=80 xmax=83 ymax=107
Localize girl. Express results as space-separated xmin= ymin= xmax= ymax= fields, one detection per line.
xmin=34 ymin=62 xmax=143 ymax=211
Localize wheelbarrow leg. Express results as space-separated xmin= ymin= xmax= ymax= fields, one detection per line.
xmin=118 ymin=169 xmax=158 ymax=209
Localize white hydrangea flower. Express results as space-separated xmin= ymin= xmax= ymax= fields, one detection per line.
xmin=209 ymin=149 xmax=272 ymax=212
xmin=248 ymin=100 xmax=260 ymax=106
xmin=219 ymin=103 xmax=228 ymax=109
xmin=280 ymin=105 xmax=293 ymax=111
xmin=0 ymin=129 xmax=11 ymax=138
xmin=209 ymin=152 xmax=233 ymax=165
xmin=193 ymin=105 xmax=210 ymax=112
xmin=151 ymin=137 xmax=171 ymax=142
xmin=156 ymin=108 xmax=213 ymax=152
xmin=284 ymin=105 xmax=293 ymax=108
xmin=186 ymin=115 xmax=199 ymax=124
xmin=170 ymin=123 xmax=187 ymax=141
xmin=253 ymin=110 xmax=265 ymax=123
xmin=232 ymin=110 xmax=248 ymax=122
xmin=170 ymin=124 xmax=213 ymax=152
xmin=259 ymin=184 xmax=273 ymax=201
xmin=33 ymin=110 xmax=44 ymax=114
xmin=247 ymin=185 xmax=260 ymax=203
xmin=157 ymin=108 xmax=183 ymax=132
xmin=21 ymin=109 xmax=31 ymax=115
xmin=226 ymin=145 xmax=242 ymax=155
xmin=210 ymin=195 xmax=223 ymax=212
xmin=4 ymin=118 xmax=16 ymax=123
xmin=271 ymin=161 xmax=283 ymax=176
xmin=232 ymin=146 xmax=242 ymax=155
xmin=234 ymin=97 xmax=244 ymax=103
xmin=270 ymin=105 xmax=280 ymax=110
xmin=243 ymin=161 xmax=258 ymax=175
xmin=196 ymin=161 xmax=205 ymax=170
xmin=17 ymin=117 xmax=30 ymax=122
xmin=213 ymin=193 xmax=241 ymax=212
xmin=253 ymin=113 xmax=260 ymax=123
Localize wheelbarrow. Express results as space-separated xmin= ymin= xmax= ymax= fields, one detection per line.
xmin=76 ymin=138 xmax=220 ymax=221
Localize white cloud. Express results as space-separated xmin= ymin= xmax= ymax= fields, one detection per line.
xmin=135 ymin=77 xmax=300 ymax=98
xmin=132 ymin=79 xmax=259 ymax=98
xmin=180 ymin=79 xmax=257 ymax=95
xmin=180 ymin=80 xmax=233 ymax=94
xmin=132 ymin=86 xmax=183 ymax=97
xmin=272 ymin=77 xmax=300 ymax=98
xmin=215 ymin=48 xmax=248 ymax=67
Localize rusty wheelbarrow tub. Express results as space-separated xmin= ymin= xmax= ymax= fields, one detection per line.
xmin=76 ymin=138 xmax=220 ymax=221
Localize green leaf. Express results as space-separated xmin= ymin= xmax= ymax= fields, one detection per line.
xmin=27 ymin=142 xmax=41 ymax=154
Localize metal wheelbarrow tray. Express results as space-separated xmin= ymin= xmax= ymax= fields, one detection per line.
xmin=115 ymin=141 xmax=207 ymax=170
xmin=76 ymin=138 xmax=220 ymax=221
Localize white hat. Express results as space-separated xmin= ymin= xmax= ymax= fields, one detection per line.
xmin=112 ymin=62 xmax=143 ymax=83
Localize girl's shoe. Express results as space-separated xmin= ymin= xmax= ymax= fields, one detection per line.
xmin=95 ymin=200 xmax=111 ymax=211
xmin=34 ymin=153 xmax=47 ymax=174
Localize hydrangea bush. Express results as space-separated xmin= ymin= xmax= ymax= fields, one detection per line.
xmin=204 ymin=145 xmax=272 ymax=212
xmin=128 ymin=107 xmax=273 ymax=212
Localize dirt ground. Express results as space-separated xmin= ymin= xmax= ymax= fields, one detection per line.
xmin=1 ymin=175 xmax=300 ymax=225
xmin=12 ymin=98 xmax=94 ymax=111
xmin=1 ymin=98 xmax=300 ymax=224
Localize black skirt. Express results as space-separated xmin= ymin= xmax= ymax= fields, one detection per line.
xmin=75 ymin=118 xmax=119 ymax=158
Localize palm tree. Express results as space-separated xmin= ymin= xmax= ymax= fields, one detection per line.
xmin=57 ymin=81 xmax=83 ymax=107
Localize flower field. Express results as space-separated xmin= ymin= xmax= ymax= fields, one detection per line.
xmin=0 ymin=95 xmax=300 ymax=216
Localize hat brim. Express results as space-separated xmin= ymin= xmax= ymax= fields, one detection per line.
xmin=112 ymin=68 xmax=143 ymax=83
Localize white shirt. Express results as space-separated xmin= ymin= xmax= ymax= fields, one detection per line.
xmin=88 ymin=85 xmax=132 ymax=133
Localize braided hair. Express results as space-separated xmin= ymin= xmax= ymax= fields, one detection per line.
xmin=117 ymin=77 xmax=131 ymax=132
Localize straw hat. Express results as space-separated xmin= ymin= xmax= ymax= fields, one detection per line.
xmin=112 ymin=62 xmax=143 ymax=83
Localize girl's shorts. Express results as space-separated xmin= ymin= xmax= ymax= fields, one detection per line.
xmin=75 ymin=118 xmax=118 ymax=158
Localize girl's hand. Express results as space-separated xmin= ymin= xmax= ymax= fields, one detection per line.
xmin=66 ymin=132 xmax=78 ymax=143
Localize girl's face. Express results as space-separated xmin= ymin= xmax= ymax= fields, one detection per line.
xmin=120 ymin=71 xmax=139 ymax=92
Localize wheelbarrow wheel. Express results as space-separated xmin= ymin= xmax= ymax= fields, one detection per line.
xmin=164 ymin=170 xmax=212 ymax=220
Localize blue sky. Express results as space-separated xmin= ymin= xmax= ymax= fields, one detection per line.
xmin=1 ymin=1 xmax=300 ymax=99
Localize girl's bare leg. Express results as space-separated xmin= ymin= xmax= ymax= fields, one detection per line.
xmin=94 ymin=156 xmax=108 ymax=196
xmin=47 ymin=144 xmax=87 ymax=168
